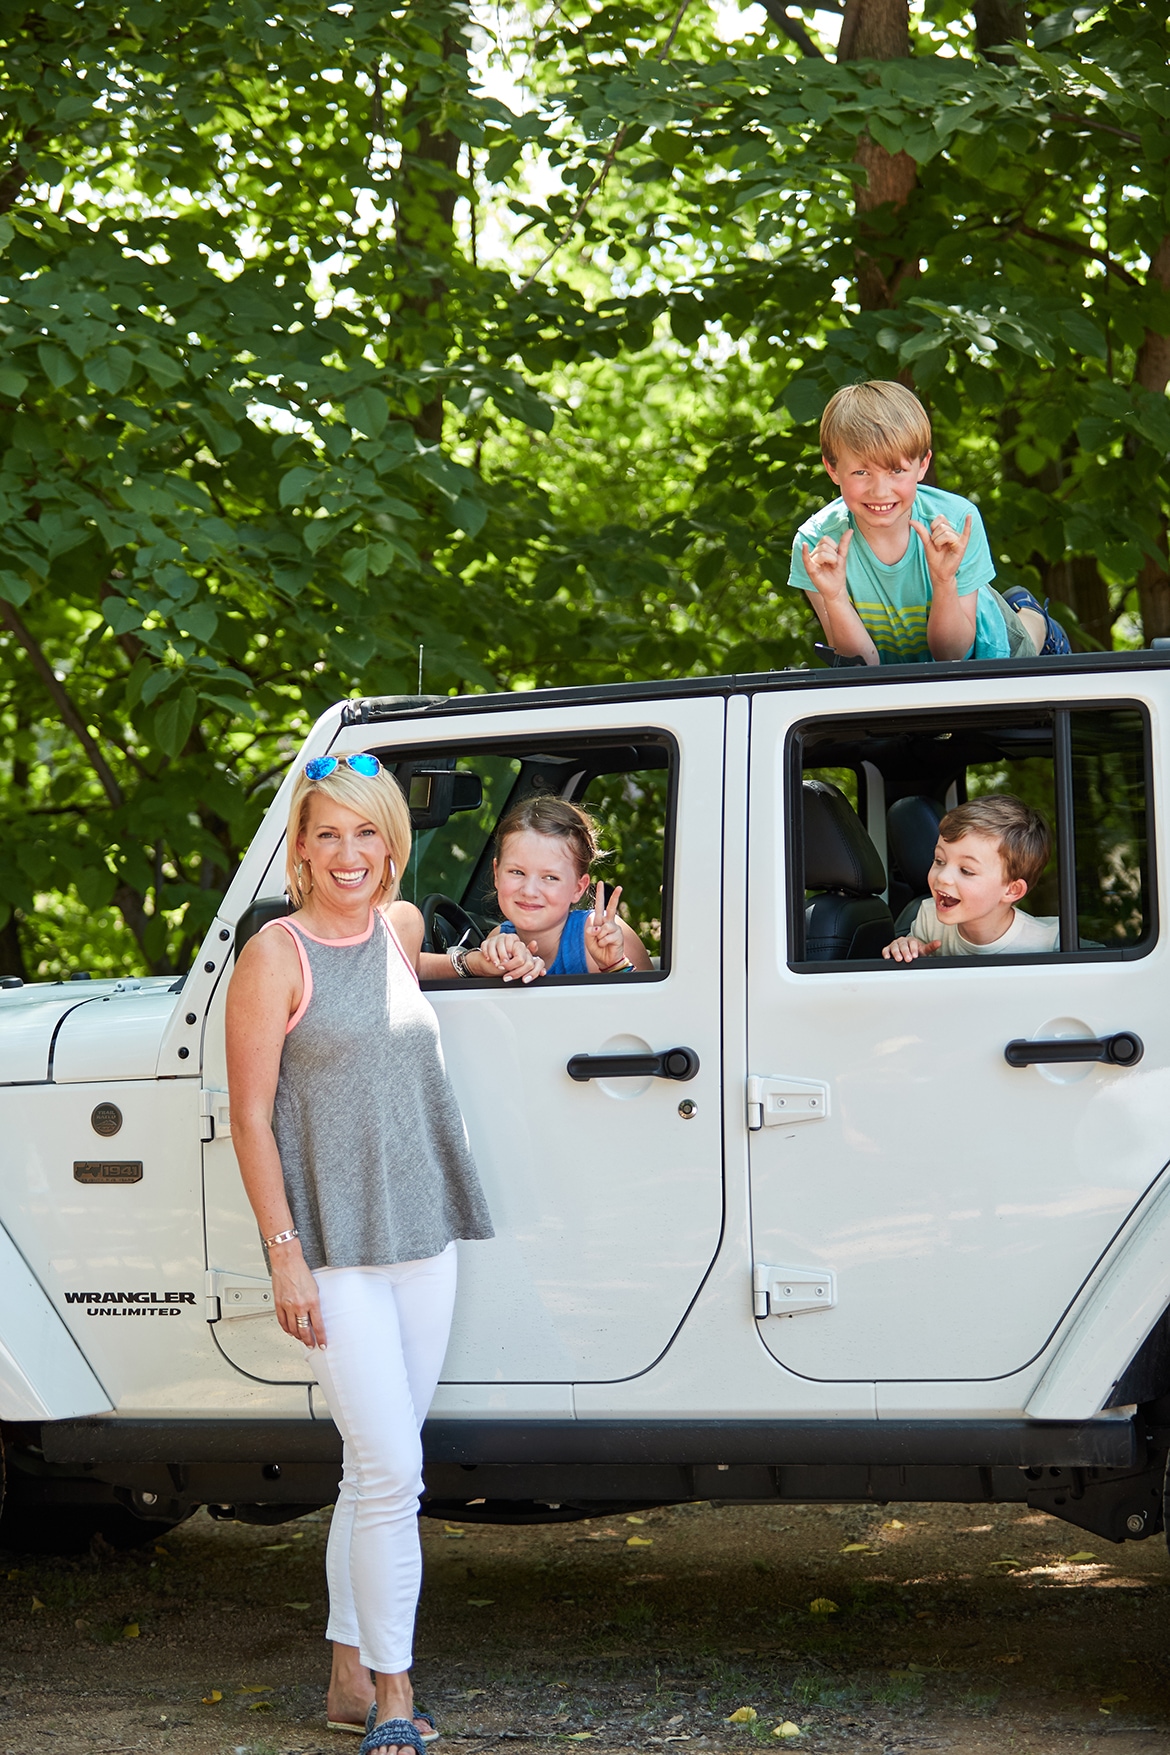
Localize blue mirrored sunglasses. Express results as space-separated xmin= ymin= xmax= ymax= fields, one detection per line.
xmin=304 ymin=753 xmax=382 ymax=781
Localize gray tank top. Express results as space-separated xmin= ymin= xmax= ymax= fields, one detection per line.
xmin=263 ymin=908 xmax=493 ymax=1270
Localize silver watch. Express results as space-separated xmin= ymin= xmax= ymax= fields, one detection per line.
xmin=449 ymin=944 xmax=473 ymax=978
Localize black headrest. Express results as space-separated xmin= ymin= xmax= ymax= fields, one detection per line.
xmin=886 ymin=795 xmax=944 ymax=893
xmin=803 ymin=780 xmax=886 ymax=895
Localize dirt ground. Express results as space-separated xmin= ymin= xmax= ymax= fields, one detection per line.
xmin=3 ymin=1497 xmax=1170 ymax=1755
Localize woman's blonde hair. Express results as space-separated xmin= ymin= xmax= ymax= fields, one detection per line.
xmin=284 ymin=759 xmax=412 ymax=908
xmin=820 ymin=380 xmax=932 ymax=469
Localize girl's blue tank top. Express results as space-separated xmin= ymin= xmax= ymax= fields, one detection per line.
xmin=499 ymin=907 xmax=588 ymax=975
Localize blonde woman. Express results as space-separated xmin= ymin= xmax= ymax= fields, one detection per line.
xmin=227 ymin=753 xmax=494 ymax=1755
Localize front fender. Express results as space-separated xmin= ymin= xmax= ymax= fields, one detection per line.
xmin=0 ymin=1223 xmax=111 ymax=1421
xmin=1027 ymin=1169 xmax=1170 ymax=1422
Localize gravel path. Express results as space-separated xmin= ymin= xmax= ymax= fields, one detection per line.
xmin=3 ymin=1498 xmax=1170 ymax=1754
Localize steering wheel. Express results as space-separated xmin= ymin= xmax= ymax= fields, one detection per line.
xmin=421 ymin=894 xmax=485 ymax=955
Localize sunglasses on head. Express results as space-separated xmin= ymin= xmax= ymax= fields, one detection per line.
xmin=304 ymin=753 xmax=383 ymax=782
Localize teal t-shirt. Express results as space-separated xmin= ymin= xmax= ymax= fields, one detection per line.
xmin=789 ymin=485 xmax=1001 ymax=664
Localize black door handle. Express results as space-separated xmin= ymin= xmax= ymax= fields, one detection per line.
xmin=567 ymin=1047 xmax=700 ymax=1082
xmin=1005 ymin=1032 xmax=1144 ymax=1068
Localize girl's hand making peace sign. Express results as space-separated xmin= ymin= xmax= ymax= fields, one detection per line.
xmin=585 ymin=881 xmax=632 ymax=972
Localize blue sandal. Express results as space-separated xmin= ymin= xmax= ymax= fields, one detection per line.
xmin=360 ymin=1718 xmax=428 ymax=1755
xmin=1002 ymin=585 xmax=1072 ymax=656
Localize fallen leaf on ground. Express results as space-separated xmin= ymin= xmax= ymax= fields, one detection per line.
xmin=882 ymin=1520 xmax=905 ymax=1530
xmin=237 ymin=1684 xmax=272 ymax=1693
xmin=1101 ymin=1693 xmax=1128 ymax=1706
xmin=626 ymin=1536 xmax=653 ymax=1547
xmin=467 ymin=1598 xmax=494 ymax=1607
xmin=773 ymin=1725 xmax=802 ymax=1740
xmin=153 ymin=1545 xmax=170 ymax=1557
xmin=122 ymin=1621 xmax=139 ymax=1638
xmin=726 ymin=1707 xmax=758 ymax=1724
xmin=809 ymin=1598 xmax=838 ymax=1616
xmin=200 ymin=1691 xmax=222 ymax=1705
xmin=626 ymin=1515 xmax=646 ymax=1524
xmin=840 ymin=1543 xmax=872 ymax=1553
xmin=1065 ymin=1550 xmax=1096 ymax=1563
xmin=994 ymin=1654 xmax=1022 ymax=1665
xmin=74 ymin=1618 xmax=88 ymax=1632
xmin=7 ymin=1568 xmax=20 ymax=1581
xmin=285 ymin=1601 xmax=311 ymax=1610
xmin=248 ymin=1700 xmax=273 ymax=1712
xmin=30 ymin=1597 xmax=45 ymax=1612
xmin=565 ymin=1734 xmax=594 ymax=1740
xmin=261 ymin=1543 xmax=291 ymax=1552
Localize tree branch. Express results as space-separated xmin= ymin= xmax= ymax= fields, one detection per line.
xmin=516 ymin=0 xmax=694 ymax=296
xmin=756 ymin=0 xmax=825 ymax=57
xmin=1014 ymin=222 xmax=1141 ymax=288
xmin=0 ymin=600 xmax=124 ymax=808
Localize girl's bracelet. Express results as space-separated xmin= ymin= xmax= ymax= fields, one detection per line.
xmin=604 ymin=957 xmax=635 ymax=974
xmin=264 ymin=1227 xmax=300 ymax=1247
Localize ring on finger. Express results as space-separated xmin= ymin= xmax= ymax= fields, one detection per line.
xmin=296 ymin=1316 xmax=310 ymax=1328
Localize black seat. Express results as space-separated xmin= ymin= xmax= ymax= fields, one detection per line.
xmin=802 ymin=780 xmax=894 ymax=960
xmin=886 ymin=795 xmax=944 ymax=936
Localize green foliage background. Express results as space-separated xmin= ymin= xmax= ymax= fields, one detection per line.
xmin=0 ymin=0 xmax=1166 ymax=978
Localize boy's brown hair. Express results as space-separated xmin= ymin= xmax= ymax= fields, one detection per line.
xmin=820 ymin=380 xmax=932 ymax=469
xmin=937 ymin=795 xmax=1051 ymax=892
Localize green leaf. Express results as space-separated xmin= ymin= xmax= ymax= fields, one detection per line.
xmin=86 ymin=348 xmax=135 ymax=394
xmin=176 ymin=601 xmax=219 ymax=643
xmin=346 ymin=386 xmax=389 ymax=438
xmin=140 ymin=666 xmax=177 ymax=708
xmin=448 ymin=495 xmax=487 ymax=537
xmin=783 ymin=377 xmax=830 ymax=425
xmin=37 ymin=343 xmax=77 ymax=389
xmin=1034 ymin=4 xmax=1104 ymax=48
xmin=279 ymin=466 xmax=318 ymax=508
xmin=0 ymin=368 xmax=27 ymax=399
xmin=154 ymin=686 xmax=198 ymax=759
xmin=102 ymin=595 xmax=144 ymax=637
xmin=75 ymin=863 xmax=116 ymax=910
xmin=0 ymin=570 xmax=31 ymax=607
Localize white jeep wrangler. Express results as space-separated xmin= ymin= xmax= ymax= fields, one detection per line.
xmin=3 ymin=652 xmax=1169 ymax=1553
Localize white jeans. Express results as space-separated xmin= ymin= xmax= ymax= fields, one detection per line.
xmin=311 ymin=1244 xmax=457 ymax=1675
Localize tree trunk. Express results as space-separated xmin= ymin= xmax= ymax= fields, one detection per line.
xmin=395 ymin=36 xmax=462 ymax=446
xmin=838 ymin=0 xmax=918 ymax=312
xmin=973 ymin=0 xmax=1025 ymax=62
xmin=1044 ymin=554 xmax=1111 ymax=651
xmin=0 ymin=911 xmax=26 ymax=981
xmin=1133 ymin=236 xmax=1170 ymax=641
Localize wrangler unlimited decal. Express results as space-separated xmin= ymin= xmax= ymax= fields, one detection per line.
xmin=63 ymin=1291 xmax=196 ymax=1316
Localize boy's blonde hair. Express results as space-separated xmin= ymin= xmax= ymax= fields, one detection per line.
xmin=820 ymin=380 xmax=932 ymax=469
xmin=284 ymin=759 xmax=412 ymax=908
xmin=938 ymin=795 xmax=1050 ymax=892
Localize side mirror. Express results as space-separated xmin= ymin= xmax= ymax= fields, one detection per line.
xmin=407 ymin=769 xmax=483 ymax=831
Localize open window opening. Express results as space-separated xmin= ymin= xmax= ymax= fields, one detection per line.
xmin=374 ymin=733 xmax=676 ymax=983
xmin=786 ymin=703 xmax=1154 ymax=968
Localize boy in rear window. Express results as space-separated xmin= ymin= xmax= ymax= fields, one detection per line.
xmin=883 ymin=796 xmax=1058 ymax=961
xmin=789 ymin=381 xmax=1068 ymax=666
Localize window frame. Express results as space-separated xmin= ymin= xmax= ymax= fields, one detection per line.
xmin=371 ymin=727 xmax=680 ymax=988
xmin=784 ymin=697 xmax=1158 ymax=972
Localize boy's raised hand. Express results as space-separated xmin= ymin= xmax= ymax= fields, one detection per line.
xmin=801 ymin=527 xmax=853 ymax=601
xmin=909 ymin=512 xmax=972 ymax=590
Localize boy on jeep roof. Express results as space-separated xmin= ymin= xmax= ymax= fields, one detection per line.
xmin=789 ymin=381 xmax=1069 ymax=667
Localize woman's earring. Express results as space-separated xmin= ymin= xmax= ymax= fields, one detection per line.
xmin=297 ymin=859 xmax=312 ymax=894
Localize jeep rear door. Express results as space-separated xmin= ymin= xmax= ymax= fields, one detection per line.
xmin=746 ymin=669 xmax=1169 ymax=1389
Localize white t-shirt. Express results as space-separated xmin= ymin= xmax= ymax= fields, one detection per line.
xmin=910 ymin=897 xmax=1059 ymax=957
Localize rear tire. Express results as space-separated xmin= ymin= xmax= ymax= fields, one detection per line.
xmin=0 ymin=1501 xmax=189 ymax=1555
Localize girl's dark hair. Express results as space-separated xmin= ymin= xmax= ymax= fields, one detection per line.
xmin=494 ymin=795 xmax=601 ymax=881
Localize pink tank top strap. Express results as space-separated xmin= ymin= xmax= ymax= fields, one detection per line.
xmin=260 ymin=915 xmax=313 ymax=1034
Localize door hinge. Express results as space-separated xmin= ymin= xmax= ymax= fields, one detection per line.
xmin=746 ymin=1075 xmax=830 ymax=1132
xmin=199 ymin=1089 xmax=231 ymax=1143
xmin=205 ymin=1269 xmax=274 ymax=1323
xmin=753 ymin=1262 xmax=837 ymax=1319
